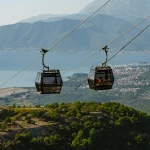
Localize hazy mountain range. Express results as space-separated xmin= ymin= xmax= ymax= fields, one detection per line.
xmin=80 ymin=0 xmax=150 ymax=23
xmin=0 ymin=0 xmax=149 ymax=52
xmin=20 ymin=13 xmax=87 ymax=23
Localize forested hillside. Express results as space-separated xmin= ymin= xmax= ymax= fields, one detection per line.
xmin=0 ymin=102 xmax=150 ymax=150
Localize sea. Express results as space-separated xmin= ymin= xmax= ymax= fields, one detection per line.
xmin=0 ymin=50 xmax=150 ymax=88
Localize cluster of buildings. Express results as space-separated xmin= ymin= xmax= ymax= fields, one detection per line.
xmin=113 ymin=64 xmax=150 ymax=92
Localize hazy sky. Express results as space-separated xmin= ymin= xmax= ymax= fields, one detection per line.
xmin=0 ymin=0 xmax=94 ymax=26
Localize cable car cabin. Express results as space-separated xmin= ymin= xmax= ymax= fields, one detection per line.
xmin=35 ymin=70 xmax=63 ymax=94
xmin=88 ymin=66 xmax=114 ymax=90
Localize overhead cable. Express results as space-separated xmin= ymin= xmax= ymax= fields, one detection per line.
xmin=0 ymin=0 xmax=111 ymax=88
xmin=62 ymin=24 xmax=150 ymax=101
xmin=62 ymin=16 xmax=150 ymax=75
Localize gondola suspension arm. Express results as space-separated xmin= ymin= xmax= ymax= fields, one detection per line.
xmin=41 ymin=49 xmax=49 ymax=71
xmin=101 ymin=46 xmax=109 ymax=67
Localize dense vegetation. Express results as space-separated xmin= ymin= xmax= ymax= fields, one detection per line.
xmin=0 ymin=102 xmax=150 ymax=150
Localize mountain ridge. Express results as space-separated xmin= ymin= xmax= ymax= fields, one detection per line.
xmin=80 ymin=0 xmax=150 ymax=23
xmin=0 ymin=14 xmax=149 ymax=52
xmin=0 ymin=0 xmax=149 ymax=52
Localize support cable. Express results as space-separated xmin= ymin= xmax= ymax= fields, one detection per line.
xmin=1 ymin=1 xmax=111 ymax=149
xmin=1 ymin=23 xmax=150 ymax=150
xmin=46 ymin=0 xmax=111 ymax=51
xmin=62 ymin=24 xmax=150 ymax=102
xmin=0 ymin=17 xmax=149 ymax=113
xmin=0 ymin=0 xmax=111 ymax=88
xmin=59 ymin=16 xmax=150 ymax=75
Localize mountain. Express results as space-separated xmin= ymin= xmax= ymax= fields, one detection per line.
xmin=80 ymin=0 xmax=150 ymax=23
xmin=0 ymin=14 xmax=149 ymax=52
xmin=0 ymin=0 xmax=149 ymax=52
xmin=21 ymin=13 xmax=87 ymax=24
xmin=20 ymin=13 xmax=67 ymax=23
xmin=20 ymin=0 xmax=150 ymax=25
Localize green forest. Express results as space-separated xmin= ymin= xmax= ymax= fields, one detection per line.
xmin=0 ymin=101 xmax=150 ymax=150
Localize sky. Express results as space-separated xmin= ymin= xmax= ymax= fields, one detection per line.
xmin=0 ymin=0 xmax=94 ymax=26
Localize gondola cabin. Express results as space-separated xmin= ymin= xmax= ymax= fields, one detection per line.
xmin=88 ymin=66 xmax=114 ymax=90
xmin=35 ymin=70 xmax=63 ymax=94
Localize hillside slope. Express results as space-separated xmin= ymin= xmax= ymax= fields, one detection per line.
xmin=0 ymin=102 xmax=150 ymax=149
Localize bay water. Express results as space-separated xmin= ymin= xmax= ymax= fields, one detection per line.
xmin=0 ymin=50 xmax=149 ymax=88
